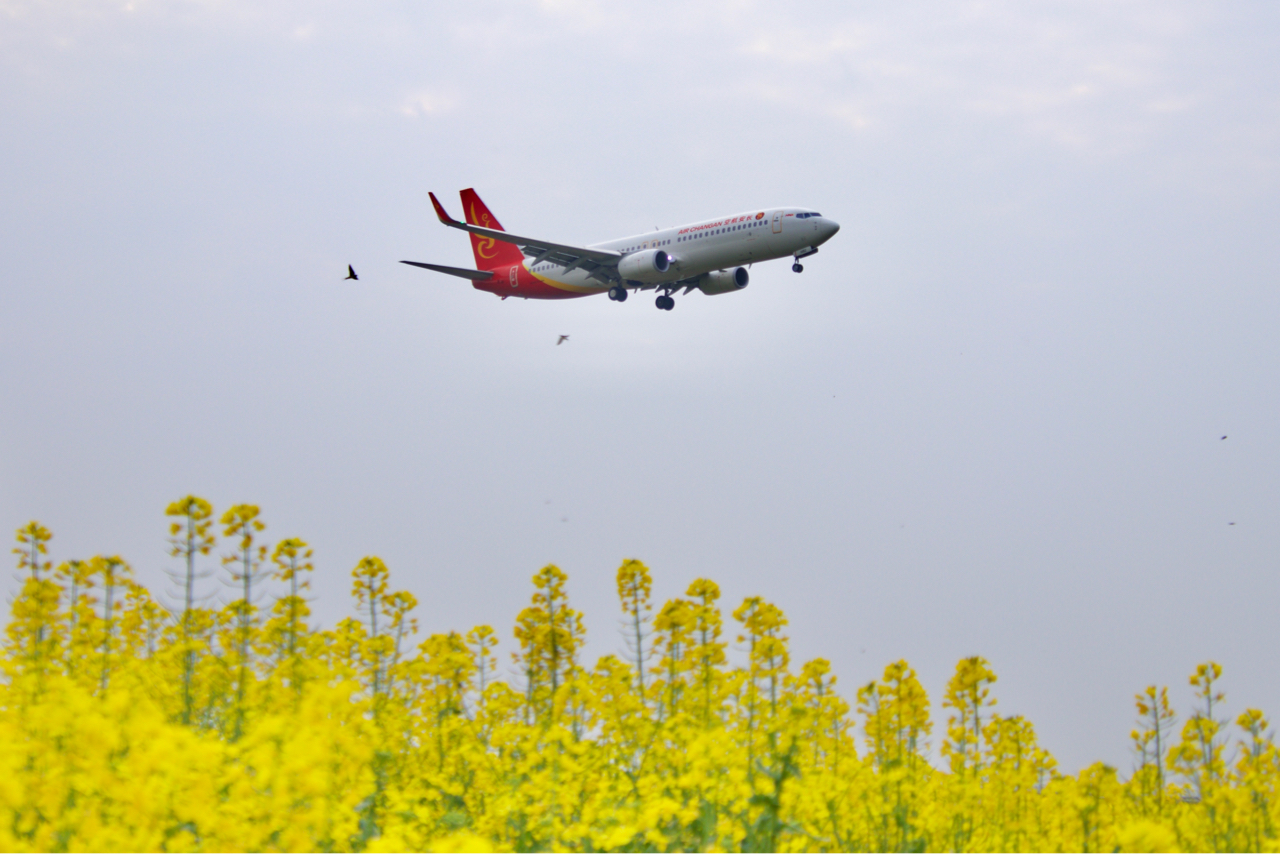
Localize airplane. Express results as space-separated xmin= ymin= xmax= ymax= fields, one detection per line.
xmin=400 ymin=189 xmax=839 ymax=311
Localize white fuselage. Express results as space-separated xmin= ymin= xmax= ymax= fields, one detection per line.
xmin=525 ymin=207 xmax=839 ymax=293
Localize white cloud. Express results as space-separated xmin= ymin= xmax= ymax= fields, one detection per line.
xmin=715 ymin=2 xmax=1214 ymax=160
xmin=399 ymin=89 xmax=458 ymax=119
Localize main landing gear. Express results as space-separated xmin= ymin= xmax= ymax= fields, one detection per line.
xmin=608 ymin=285 xmax=628 ymax=302
xmin=792 ymin=262 xmax=804 ymax=273
xmin=655 ymin=294 xmax=675 ymax=311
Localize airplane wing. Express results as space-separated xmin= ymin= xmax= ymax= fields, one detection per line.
xmin=399 ymin=261 xmax=494 ymax=280
xmin=429 ymin=192 xmax=622 ymax=282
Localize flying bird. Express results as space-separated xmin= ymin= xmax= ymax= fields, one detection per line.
xmin=556 ymin=335 xmax=569 ymax=345
xmin=1221 ymin=435 xmax=1227 ymax=440
xmin=344 ymin=265 xmax=358 ymax=281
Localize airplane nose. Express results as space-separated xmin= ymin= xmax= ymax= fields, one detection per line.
xmin=820 ymin=219 xmax=840 ymax=242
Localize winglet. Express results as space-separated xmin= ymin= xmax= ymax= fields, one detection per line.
xmin=428 ymin=191 xmax=458 ymax=226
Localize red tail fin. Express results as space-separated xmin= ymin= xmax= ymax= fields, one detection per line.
xmin=460 ymin=188 xmax=525 ymax=272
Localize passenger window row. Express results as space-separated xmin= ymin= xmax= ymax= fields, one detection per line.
xmin=676 ymin=220 xmax=766 ymax=243
xmin=621 ymin=238 xmax=673 ymax=252
xmin=540 ymin=217 xmax=774 ymax=269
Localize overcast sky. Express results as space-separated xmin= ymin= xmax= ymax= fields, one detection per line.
xmin=2 ymin=0 xmax=1278 ymax=773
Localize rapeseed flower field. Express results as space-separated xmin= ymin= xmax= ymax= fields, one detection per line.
xmin=3 ymin=503 xmax=1276 ymax=852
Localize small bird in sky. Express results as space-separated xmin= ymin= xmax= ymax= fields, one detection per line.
xmin=556 ymin=335 xmax=569 ymax=345
xmin=1229 ymin=522 xmax=1236 ymax=526
xmin=1221 ymin=435 xmax=1228 ymax=440
xmin=344 ymin=265 xmax=358 ymax=281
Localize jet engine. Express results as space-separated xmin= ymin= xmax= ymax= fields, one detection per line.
xmin=698 ymin=267 xmax=749 ymax=295
xmin=617 ymin=249 xmax=671 ymax=283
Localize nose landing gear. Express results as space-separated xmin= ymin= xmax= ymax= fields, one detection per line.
xmin=793 ymin=246 xmax=817 ymax=273
xmin=655 ymin=294 xmax=675 ymax=311
xmin=608 ymin=285 xmax=628 ymax=302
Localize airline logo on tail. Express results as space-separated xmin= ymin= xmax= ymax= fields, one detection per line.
xmin=460 ymin=189 xmax=523 ymax=271
xmin=469 ymin=204 xmax=497 ymax=258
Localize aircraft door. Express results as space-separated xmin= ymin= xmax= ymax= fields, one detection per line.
xmin=771 ymin=210 xmax=783 ymax=233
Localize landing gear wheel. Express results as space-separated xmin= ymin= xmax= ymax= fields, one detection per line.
xmin=656 ymin=295 xmax=674 ymax=311
xmin=608 ymin=285 xmax=628 ymax=302
xmin=792 ymin=262 xmax=804 ymax=273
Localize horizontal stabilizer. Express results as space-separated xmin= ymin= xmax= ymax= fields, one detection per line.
xmin=400 ymin=261 xmax=495 ymax=281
